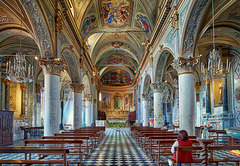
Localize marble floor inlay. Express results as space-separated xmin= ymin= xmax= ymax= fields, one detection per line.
xmin=82 ymin=128 xmax=157 ymax=165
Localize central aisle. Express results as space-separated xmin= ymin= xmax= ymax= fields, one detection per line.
xmin=83 ymin=128 xmax=157 ymax=166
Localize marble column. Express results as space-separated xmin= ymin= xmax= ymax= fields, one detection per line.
xmin=142 ymin=94 xmax=149 ymax=126
xmin=222 ymin=75 xmax=228 ymax=113
xmin=20 ymin=83 xmax=27 ymax=116
xmin=150 ymin=83 xmax=164 ymax=128
xmin=205 ymin=79 xmax=211 ymax=114
xmin=40 ymin=86 xmax=44 ymax=126
xmin=39 ymin=58 xmax=64 ymax=136
xmin=137 ymin=98 xmax=141 ymax=123
xmin=85 ymin=94 xmax=92 ymax=126
xmin=94 ymin=98 xmax=97 ymax=124
xmin=172 ymin=56 xmax=199 ymax=136
xmin=70 ymin=83 xmax=84 ymax=129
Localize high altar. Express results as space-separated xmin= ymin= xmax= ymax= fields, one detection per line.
xmin=99 ymin=91 xmax=135 ymax=122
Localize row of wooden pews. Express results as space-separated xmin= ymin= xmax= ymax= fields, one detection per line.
xmin=131 ymin=126 xmax=240 ymax=166
xmin=0 ymin=126 xmax=105 ymax=166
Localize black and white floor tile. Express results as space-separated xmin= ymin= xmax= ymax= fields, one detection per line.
xmin=0 ymin=128 xmax=239 ymax=166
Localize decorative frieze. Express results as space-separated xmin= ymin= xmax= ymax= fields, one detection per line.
xmin=172 ymin=56 xmax=199 ymax=74
xmin=38 ymin=58 xmax=65 ymax=76
xmin=70 ymin=83 xmax=84 ymax=93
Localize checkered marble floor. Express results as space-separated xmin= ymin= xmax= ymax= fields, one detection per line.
xmin=82 ymin=128 xmax=157 ymax=166
xmin=1 ymin=128 xmax=239 ymax=166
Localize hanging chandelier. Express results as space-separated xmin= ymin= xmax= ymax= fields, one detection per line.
xmin=5 ymin=7 xmax=33 ymax=83
xmin=201 ymin=0 xmax=230 ymax=81
xmin=6 ymin=52 xmax=33 ymax=83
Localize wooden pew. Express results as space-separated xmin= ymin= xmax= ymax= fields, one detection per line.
xmin=62 ymin=130 xmax=103 ymax=142
xmin=135 ymin=130 xmax=173 ymax=145
xmin=0 ymin=146 xmax=69 ymax=166
xmin=154 ymin=139 xmax=200 ymax=165
xmin=55 ymin=133 xmax=98 ymax=147
xmin=173 ymin=145 xmax=240 ymax=166
xmin=208 ymin=130 xmax=231 ymax=145
xmin=140 ymin=132 xmax=176 ymax=148
xmin=23 ymin=139 xmax=83 ymax=165
xmin=147 ymin=135 xmax=197 ymax=159
xmin=42 ymin=135 xmax=93 ymax=155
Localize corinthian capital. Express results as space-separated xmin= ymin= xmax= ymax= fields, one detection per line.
xmin=150 ymin=82 xmax=165 ymax=93
xmin=172 ymin=56 xmax=199 ymax=74
xmin=70 ymin=83 xmax=84 ymax=93
xmin=38 ymin=58 xmax=65 ymax=76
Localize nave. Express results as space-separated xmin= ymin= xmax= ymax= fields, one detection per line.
xmin=0 ymin=128 xmax=239 ymax=166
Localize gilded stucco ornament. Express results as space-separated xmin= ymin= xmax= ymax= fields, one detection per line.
xmin=172 ymin=56 xmax=199 ymax=74
xmin=38 ymin=58 xmax=65 ymax=76
xmin=171 ymin=12 xmax=179 ymax=34
xmin=70 ymin=83 xmax=84 ymax=93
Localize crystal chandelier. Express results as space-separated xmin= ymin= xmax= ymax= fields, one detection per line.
xmin=5 ymin=7 xmax=33 ymax=83
xmin=201 ymin=0 xmax=230 ymax=80
xmin=6 ymin=53 xmax=33 ymax=83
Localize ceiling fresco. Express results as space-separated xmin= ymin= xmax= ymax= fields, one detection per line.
xmin=100 ymin=0 xmax=133 ymax=27
xmin=74 ymin=0 xmax=160 ymax=87
xmin=101 ymin=69 xmax=133 ymax=86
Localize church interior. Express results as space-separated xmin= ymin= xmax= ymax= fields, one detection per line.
xmin=0 ymin=0 xmax=240 ymax=165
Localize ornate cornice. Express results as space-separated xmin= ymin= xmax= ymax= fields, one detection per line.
xmin=70 ymin=83 xmax=84 ymax=93
xmin=38 ymin=58 xmax=65 ymax=76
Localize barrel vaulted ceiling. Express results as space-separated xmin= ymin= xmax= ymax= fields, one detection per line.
xmin=71 ymin=0 xmax=160 ymax=86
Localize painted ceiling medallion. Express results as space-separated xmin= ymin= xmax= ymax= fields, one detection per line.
xmin=100 ymin=0 xmax=133 ymax=27
xmin=112 ymin=41 xmax=123 ymax=48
